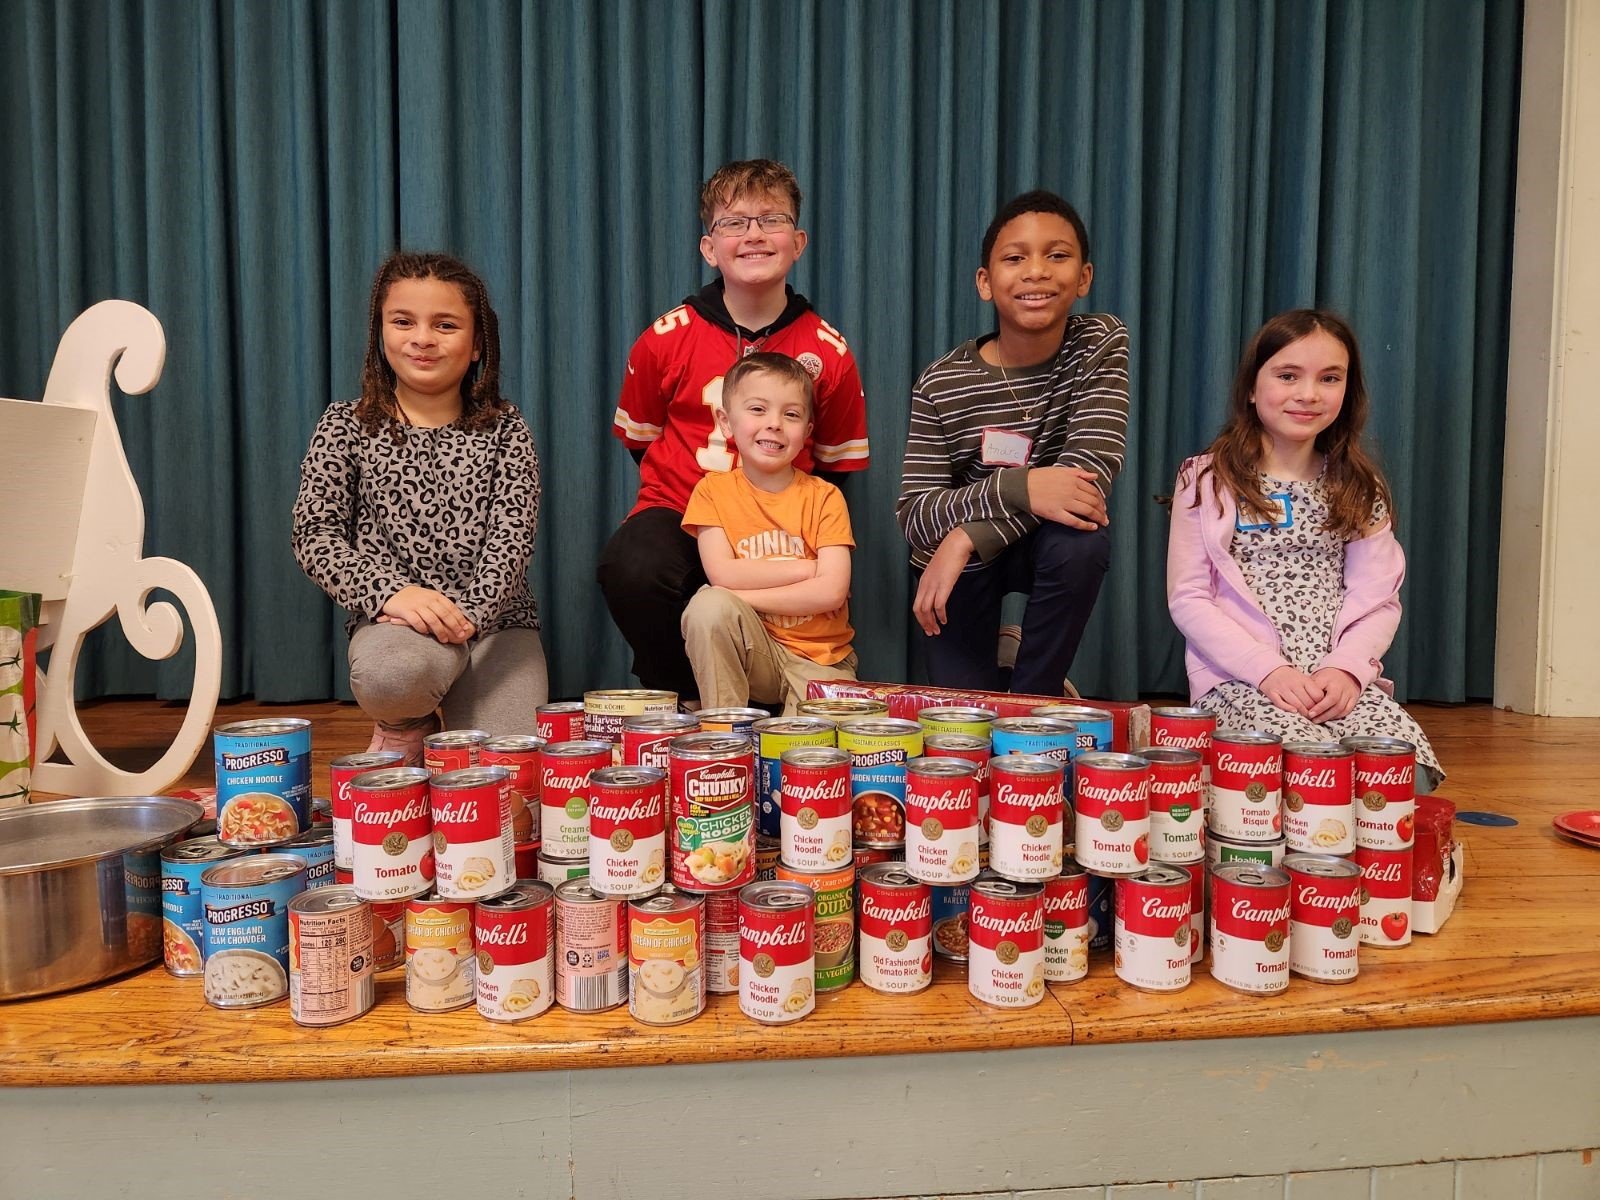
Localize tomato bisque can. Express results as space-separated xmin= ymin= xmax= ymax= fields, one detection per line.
xmin=904 ymin=757 xmax=981 ymax=884
xmin=1285 ymin=853 xmax=1362 ymax=982
xmin=1209 ymin=862 xmax=1292 ymax=994
xmin=587 ymin=766 xmax=668 ymax=896
xmin=1043 ymin=861 xmax=1090 ymax=983
xmin=621 ymin=712 xmax=700 ymax=771
xmin=1148 ymin=707 xmax=1216 ymax=778
xmin=350 ymin=766 xmax=434 ymax=901
xmin=280 ymin=827 xmax=335 ymax=890
xmin=329 ymin=751 xmax=403 ymax=871
xmin=535 ymin=701 xmax=586 ymax=744
xmin=288 ymin=885 xmax=375 ymax=1027
xmin=1354 ymin=844 xmax=1413 ymax=947
xmin=554 ymin=879 xmax=628 ymax=1012
xmin=1345 ymin=736 xmax=1417 ymax=850
xmin=480 ymin=734 xmax=545 ymax=844
xmin=922 ymin=732 xmax=992 ymax=842
xmin=1072 ymin=752 xmax=1152 ymax=876
xmin=738 ymin=880 xmax=816 ymax=1023
xmin=423 ymin=728 xmax=488 ymax=774
xmin=629 ymin=891 xmax=706 ymax=1024
xmin=796 ymin=697 xmax=887 ymax=721
xmin=539 ymin=740 xmax=611 ymax=861
xmin=583 ymin=688 xmax=678 ymax=747
xmin=214 ymin=718 xmax=312 ymax=847
xmin=917 ymin=706 xmax=997 ymax=737
xmin=697 ymin=707 xmax=771 ymax=735
xmin=1282 ymin=742 xmax=1356 ymax=855
xmin=837 ymin=717 xmax=923 ymax=847
xmin=778 ymin=746 xmax=853 ymax=871
xmin=775 ymin=862 xmax=855 ymax=991
xmin=670 ymin=732 xmax=756 ymax=891
xmin=988 ymin=754 xmax=1065 ymax=882
xmin=1209 ymin=730 xmax=1283 ymax=842
xmin=991 ymin=716 xmax=1078 ymax=767
xmin=430 ymin=766 xmax=515 ymax=901
xmin=1114 ymin=865 xmax=1193 ymax=992
xmin=201 ymin=854 xmax=307 ymax=1009
xmin=474 ymin=881 xmax=554 ymax=1021
xmin=858 ymin=864 xmax=932 ymax=994
xmin=755 ymin=716 xmax=838 ymax=839
xmin=405 ymin=894 xmax=475 ymax=1012
xmin=1144 ymin=747 xmax=1205 ymax=864
xmin=1030 ymin=705 xmax=1113 ymax=754
xmin=162 ymin=836 xmax=247 ymax=975
xmin=692 ymin=888 xmax=741 ymax=994
xmin=967 ymin=874 xmax=1046 ymax=1008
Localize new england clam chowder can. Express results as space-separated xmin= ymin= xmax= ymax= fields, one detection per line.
xmin=1208 ymin=730 xmax=1283 ymax=842
xmin=1285 ymin=853 xmax=1361 ymax=982
xmin=778 ymin=746 xmax=853 ymax=871
xmin=857 ymin=865 xmax=932 ymax=994
xmin=539 ymin=740 xmax=611 ymax=861
xmin=967 ymin=873 xmax=1046 ymax=1008
xmin=214 ymin=718 xmax=312 ymax=848
xmin=1043 ymin=861 xmax=1090 ymax=983
xmin=329 ymin=751 xmax=403 ymax=871
xmin=287 ymin=885 xmax=374 ymax=1027
xmin=903 ymin=756 xmax=981 ymax=884
xmin=1113 ymin=865 xmax=1192 ymax=993
xmin=474 ymin=881 xmax=555 ymax=1021
xmin=201 ymin=853 xmax=308 ymax=1009
xmin=429 ymin=766 xmax=515 ymax=901
xmin=1143 ymin=747 xmax=1205 ymax=865
xmin=1072 ymin=752 xmax=1152 ymax=876
xmin=587 ymin=766 xmax=668 ymax=896
xmin=1209 ymin=862 xmax=1292 ymax=995
xmin=349 ymin=766 xmax=434 ymax=901
xmin=987 ymin=754 xmax=1064 ymax=882
xmin=738 ymin=880 xmax=816 ymax=1024
xmin=1282 ymin=741 xmax=1355 ymax=855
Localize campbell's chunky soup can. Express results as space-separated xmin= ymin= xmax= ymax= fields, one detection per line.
xmin=584 ymin=688 xmax=678 ymax=749
xmin=1072 ymin=752 xmax=1152 ymax=876
xmin=1354 ymin=844 xmax=1413 ymax=947
xmin=329 ymin=751 xmax=403 ymax=871
xmin=837 ymin=718 xmax=923 ymax=847
xmin=738 ymin=880 xmax=816 ymax=1024
xmin=629 ymin=891 xmax=705 ymax=1025
xmin=904 ymin=756 xmax=982 ymax=884
xmin=989 ymin=754 xmax=1065 ymax=882
xmin=754 ymin=716 xmax=836 ymax=839
xmin=201 ymin=854 xmax=307 ymax=1008
xmin=405 ymin=895 xmax=476 ymax=1012
xmin=1209 ymin=862 xmax=1292 ymax=994
xmin=536 ymin=701 xmax=586 ymax=745
xmin=1144 ymin=748 xmax=1205 ymax=864
xmin=1043 ymin=861 xmax=1091 ymax=983
xmin=778 ymin=746 xmax=853 ymax=871
xmin=922 ymin=732 xmax=992 ymax=844
xmin=1029 ymin=705 xmax=1113 ymax=755
xmin=288 ymin=885 xmax=374 ymax=1027
xmin=214 ymin=718 xmax=312 ymax=847
xmin=967 ymin=873 xmax=1046 ymax=1008
xmin=423 ymin=728 xmax=488 ymax=774
xmin=1345 ymin=736 xmax=1417 ymax=850
xmin=621 ymin=713 xmax=700 ymax=772
xmin=162 ymin=836 xmax=247 ymax=976
xmin=857 ymin=865 xmax=932 ymax=994
xmin=1208 ymin=730 xmax=1283 ymax=842
xmin=350 ymin=766 xmax=435 ymax=901
xmin=669 ymin=733 xmax=757 ymax=891
xmin=555 ymin=880 xmax=628 ymax=1013
xmin=430 ymin=766 xmax=515 ymax=901
xmin=1282 ymin=741 xmax=1356 ymax=855
xmin=474 ymin=881 xmax=554 ymax=1021
xmin=587 ymin=766 xmax=668 ymax=896
xmin=280 ymin=827 xmax=336 ymax=890
xmin=1114 ymin=865 xmax=1192 ymax=993
xmin=1285 ymin=853 xmax=1361 ymax=982
xmin=539 ymin=740 xmax=611 ymax=861
xmin=480 ymin=734 xmax=545 ymax=844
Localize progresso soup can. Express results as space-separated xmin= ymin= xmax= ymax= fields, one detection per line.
xmin=214 ymin=718 xmax=311 ymax=847
xmin=991 ymin=716 xmax=1078 ymax=767
xmin=1030 ymin=705 xmax=1114 ymax=754
xmin=162 ymin=836 xmax=248 ymax=976
xmin=280 ymin=827 xmax=336 ymax=890
xmin=201 ymin=853 xmax=308 ymax=1009
xmin=837 ymin=718 xmax=923 ymax=848
xmin=917 ymin=707 xmax=997 ymax=737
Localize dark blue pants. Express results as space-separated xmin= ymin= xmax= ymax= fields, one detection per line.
xmin=918 ymin=522 xmax=1110 ymax=695
xmin=597 ymin=506 xmax=706 ymax=696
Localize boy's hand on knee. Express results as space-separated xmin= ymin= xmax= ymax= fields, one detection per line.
xmin=1027 ymin=466 xmax=1108 ymax=530
xmin=381 ymin=586 xmax=476 ymax=644
xmin=1260 ymin=666 xmax=1325 ymax=720
xmin=913 ymin=529 xmax=973 ymax=636
xmin=1307 ymin=668 xmax=1361 ymax=722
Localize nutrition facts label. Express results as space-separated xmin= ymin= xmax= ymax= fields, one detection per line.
xmin=289 ymin=909 xmax=374 ymax=1024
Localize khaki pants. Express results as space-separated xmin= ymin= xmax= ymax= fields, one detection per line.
xmin=680 ymin=587 xmax=857 ymax=715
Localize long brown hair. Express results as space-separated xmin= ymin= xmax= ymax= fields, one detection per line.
xmin=1186 ymin=309 xmax=1393 ymax=538
xmin=355 ymin=252 xmax=507 ymax=440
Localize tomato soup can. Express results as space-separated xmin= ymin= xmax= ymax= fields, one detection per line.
xmin=1345 ymin=736 xmax=1417 ymax=850
xmin=1283 ymin=741 xmax=1356 ymax=855
xmin=1043 ymin=861 xmax=1091 ymax=983
xmin=930 ymin=882 xmax=970 ymax=961
xmin=584 ymin=688 xmax=678 ymax=748
xmin=778 ymin=746 xmax=854 ymax=871
xmin=988 ymin=754 xmax=1065 ymax=882
xmin=1072 ymin=752 xmax=1152 ymax=877
xmin=1144 ymin=747 xmax=1205 ymax=865
xmin=756 ymin=716 xmax=838 ymax=838
xmin=423 ymin=728 xmax=488 ymax=774
xmin=1148 ymin=707 xmax=1216 ymax=781
xmin=1354 ymin=844 xmax=1413 ymax=947
xmin=162 ymin=836 xmax=248 ymax=976
xmin=280 ymin=827 xmax=336 ymax=890
xmin=474 ymin=881 xmax=555 ymax=1021
xmin=797 ymin=697 xmax=887 ymax=721
xmin=775 ymin=861 xmax=855 ymax=991
xmin=755 ymin=835 xmax=782 ymax=880
xmin=288 ymin=885 xmax=374 ymax=1027
xmin=991 ymin=716 xmax=1079 ymax=768
xmin=481 ymin=734 xmax=545 ymax=844
xmin=904 ymin=756 xmax=982 ymax=884
xmin=1030 ymin=705 xmax=1113 ymax=755
xmin=1184 ymin=857 xmax=1206 ymax=964
xmin=214 ymin=718 xmax=312 ymax=848
xmin=201 ymin=854 xmax=307 ymax=1008
xmin=917 ymin=706 xmax=998 ymax=737
xmin=629 ymin=891 xmax=706 ymax=1025
xmin=696 ymin=707 xmax=771 ymax=735
xmin=1209 ymin=730 xmax=1283 ymax=842
xmin=967 ymin=873 xmax=1046 ymax=1008
xmin=587 ymin=765 xmax=668 ymax=896
xmin=858 ymin=864 xmax=932 ymax=994
xmin=430 ymin=766 xmax=515 ymax=901
xmin=1285 ymin=853 xmax=1362 ymax=982
xmin=686 ymin=887 xmax=741 ymax=994
xmin=738 ymin=880 xmax=817 ymax=1024
xmin=621 ymin=712 xmax=700 ymax=772
xmin=539 ymin=740 xmax=611 ymax=861
xmin=1209 ymin=862 xmax=1292 ymax=995
xmin=405 ymin=894 xmax=475 ymax=1012
xmin=554 ymin=879 xmax=628 ymax=1012
xmin=330 ymin=751 xmax=403 ymax=871
xmin=350 ymin=766 xmax=434 ymax=901
xmin=923 ymin=732 xmax=992 ymax=844
xmin=535 ymin=701 xmax=586 ymax=745
xmin=669 ymin=732 xmax=756 ymax=892
xmin=536 ymin=851 xmax=590 ymax=886
xmin=838 ymin=717 xmax=923 ymax=848
xmin=1114 ymin=865 xmax=1193 ymax=993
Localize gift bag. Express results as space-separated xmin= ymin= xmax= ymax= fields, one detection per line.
xmin=0 ymin=591 xmax=40 ymax=807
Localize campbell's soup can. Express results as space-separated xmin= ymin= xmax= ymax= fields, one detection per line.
xmin=535 ymin=701 xmax=586 ymax=745
xmin=405 ymin=895 xmax=476 ymax=1012
xmin=1285 ymin=853 xmax=1362 ymax=982
xmin=370 ymin=900 xmax=406 ymax=971
xmin=690 ymin=888 xmax=741 ymax=994
xmin=1206 ymin=831 xmax=1287 ymax=871
xmin=1209 ymin=730 xmax=1283 ymax=842
xmin=514 ymin=840 xmax=540 ymax=880
xmin=669 ymin=733 xmax=756 ymax=892
xmin=838 ymin=718 xmax=923 ymax=848
xmin=778 ymin=746 xmax=853 ymax=871
xmin=1114 ymin=865 xmax=1192 ymax=992
xmin=280 ymin=827 xmax=336 ymax=890
xmin=988 ymin=754 xmax=1065 ymax=882
xmin=586 ymin=766 xmax=668 ymax=896
xmin=539 ymin=740 xmax=611 ymax=860
xmin=904 ymin=757 xmax=981 ymax=884
xmin=536 ymin=851 xmax=590 ymax=886
xmin=1354 ymin=844 xmax=1413 ymax=947
xmin=1209 ymin=862 xmax=1292 ymax=994
xmin=967 ymin=874 xmax=1046 ymax=1008
xmin=1345 ymin=736 xmax=1417 ymax=850
xmin=796 ymin=697 xmax=887 ymax=721
xmin=474 ymin=881 xmax=554 ymax=1021
xmin=930 ymin=882 xmax=970 ymax=961
xmin=329 ymin=751 xmax=403 ymax=871
xmin=1043 ymin=861 xmax=1091 ymax=983
xmin=621 ymin=713 xmax=700 ymax=772
xmin=775 ymin=862 xmax=855 ymax=992
xmin=1072 ymin=752 xmax=1152 ymax=877
xmin=991 ymin=716 xmax=1078 ymax=768
xmin=1282 ymin=742 xmax=1356 ymax=855
xmin=1148 ymin=707 xmax=1216 ymax=781
xmin=162 ymin=836 xmax=247 ymax=975
xmin=917 ymin=706 xmax=997 ymax=737
xmin=584 ymin=688 xmax=678 ymax=748
xmin=755 ymin=716 xmax=838 ymax=838
xmin=555 ymin=879 xmax=628 ymax=1012
xmin=858 ymin=865 xmax=932 ymax=994
xmin=922 ymin=732 xmax=992 ymax=844
xmin=423 ymin=728 xmax=488 ymax=774
xmin=1183 ymin=857 xmax=1206 ymax=964
xmin=201 ymin=854 xmax=307 ymax=1008
xmin=350 ymin=766 xmax=434 ymax=901
xmin=738 ymin=880 xmax=816 ymax=1024
xmin=430 ymin=766 xmax=515 ymax=901
xmin=480 ymin=734 xmax=545 ymax=844
xmin=288 ymin=885 xmax=375 ymax=1027
xmin=1144 ymin=748 xmax=1205 ymax=865
xmin=214 ymin=718 xmax=312 ymax=847
xmin=697 ymin=707 xmax=771 ymax=735
xmin=629 ymin=891 xmax=706 ymax=1024
xmin=1030 ymin=705 xmax=1113 ymax=755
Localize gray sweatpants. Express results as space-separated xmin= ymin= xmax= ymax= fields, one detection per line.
xmin=347 ymin=622 xmax=549 ymax=737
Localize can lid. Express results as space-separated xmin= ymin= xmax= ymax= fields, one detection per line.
xmin=1213 ymin=729 xmax=1284 ymax=747
xmin=201 ymin=853 xmax=308 ymax=888
xmin=1074 ymin=751 xmax=1149 ymax=771
xmin=739 ymin=879 xmax=815 ymax=912
xmin=536 ymin=701 xmax=585 ymax=713
xmin=778 ymin=745 xmax=850 ymax=768
xmin=591 ymin=765 xmax=667 ymax=787
xmin=971 ymin=872 xmax=1043 ymax=900
xmin=1139 ymin=747 xmax=1203 ymax=766
xmin=906 ymin=756 xmax=979 ymax=778
xmin=1149 ymin=707 xmax=1214 ymax=720
xmin=330 ymin=750 xmax=406 ymax=770
xmin=860 ymin=863 xmax=924 ymax=890
xmin=753 ymin=716 xmax=837 ymax=736
xmin=483 ymin=734 xmax=547 ymax=753
xmin=556 ymin=878 xmax=617 ymax=903
xmin=922 ymin=732 xmax=992 ymax=751
xmin=991 ymin=752 xmax=1064 ymax=776
xmin=836 ymin=717 xmax=923 ymax=736
xmin=1135 ymin=864 xmax=1192 ymax=888
xmin=1282 ymin=853 xmax=1362 ymax=880
xmin=423 ymin=729 xmax=491 ymax=748
xmin=992 ymin=716 xmax=1077 ymax=734
xmin=215 ymin=718 xmax=313 ymax=737
xmin=1282 ymin=741 xmax=1353 ymax=758
xmin=668 ymin=731 xmax=753 ymax=758
xmin=621 ymin=713 xmax=700 ymax=733
xmin=1210 ymin=862 xmax=1291 ymax=888
xmin=585 ymin=689 xmax=677 ymax=702
xmin=289 ymin=884 xmax=366 ymax=914
xmin=348 ymin=765 xmax=431 ymax=791
xmin=1031 ymin=705 xmax=1113 ymax=721
xmin=281 ymin=827 xmax=335 ymax=848
xmin=630 ymin=890 xmax=702 ymax=915
xmin=541 ymin=740 xmax=613 ymax=757
xmin=432 ymin=765 xmax=512 ymax=789
xmin=918 ymin=707 xmax=999 ymax=722
xmin=477 ymin=880 xmax=555 ymax=911
xmin=1339 ymin=736 xmax=1416 ymax=755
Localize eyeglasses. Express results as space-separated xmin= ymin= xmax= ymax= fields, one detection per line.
xmin=708 ymin=212 xmax=797 ymax=237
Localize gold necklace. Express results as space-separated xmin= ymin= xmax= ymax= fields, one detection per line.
xmin=991 ymin=342 xmax=1046 ymax=423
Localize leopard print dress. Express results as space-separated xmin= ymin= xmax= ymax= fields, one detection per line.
xmin=1196 ymin=471 xmax=1443 ymax=789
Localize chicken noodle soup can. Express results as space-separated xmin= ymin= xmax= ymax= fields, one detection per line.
xmin=693 ymin=888 xmax=742 ymax=994
xmin=1030 ymin=705 xmax=1114 ymax=754
xmin=778 ymin=746 xmax=854 ymax=871
xmin=288 ymin=885 xmax=375 ymax=1027
xmin=857 ymin=864 xmax=932 ymax=994
xmin=775 ymin=862 xmax=855 ymax=991
xmin=904 ymin=757 xmax=982 ymax=884
xmin=755 ymin=716 xmax=838 ymax=838
xmin=1114 ymin=865 xmax=1193 ymax=992
xmin=917 ymin=706 xmax=998 ymax=737
xmin=1043 ymin=861 xmax=1091 ymax=983
xmin=535 ymin=701 xmax=587 ymax=745
xmin=480 ymin=734 xmax=545 ymax=844
xmin=621 ymin=713 xmax=700 ymax=771
xmin=329 ymin=751 xmax=404 ymax=871
xmin=555 ymin=879 xmax=628 ymax=1012
xmin=201 ymin=854 xmax=307 ymax=1009
xmin=405 ymin=894 xmax=476 ymax=1012
xmin=629 ymin=890 xmax=706 ymax=1024
xmin=1282 ymin=742 xmax=1356 ymax=855
xmin=696 ymin=707 xmax=772 ymax=735
xmin=837 ymin=718 xmax=924 ymax=848
xmin=967 ymin=873 xmax=1046 ymax=1008
xmin=923 ymin=732 xmax=992 ymax=845
xmin=423 ymin=729 xmax=488 ymax=774
xmin=280 ymin=827 xmax=336 ymax=890
xmin=1209 ymin=730 xmax=1283 ymax=842
xmin=738 ymin=880 xmax=816 ymax=1024
xmin=1144 ymin=747 xmax=1205 ymax=865
xmin=214 ymin=718 xmax=312 ymax=848
xmin=991 ymin=751 xmax=1072 ymax=884
xmin=930 ymin=882 xmax=971 ymax=961
xmin=539 ymin=740 xmax=611 ymax=861
xmin=430 ymin=766 xmax=515 ymax=901
xmin=797 ymin=697 xmax=887 ymax=720
xmin=991 ymin=716 xmax=1079 ymax=767
xmin=1072 ymin=752 xmax=1152 ymax=877
xmin=350 ymin=766 xmax=434 ymax=901
xmin=474 ymin=881 xmax=554 ymax=1021
xmin=587 ymin=766 xmax=668 ymax=896
xmin=1354 ymin=844 xmax=1413 ymax=947
xmin=584 ymin=688 xmax=678 ymax=747
xmin=1345 ymin=736 xmax=1417 ymax=850
xmin=162 ymin=836 xmax=248 ymax=976
xmin=1209 ymin=862 xmax=1292 ymax=994
xmin=669 ymin=733 xmax=756 ymax=892
xmin=1285 ymin=853 xmax=1362 ymax=982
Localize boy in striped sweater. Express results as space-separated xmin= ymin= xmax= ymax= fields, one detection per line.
xmin=895 ymin=190 xmax=1129 ymax=694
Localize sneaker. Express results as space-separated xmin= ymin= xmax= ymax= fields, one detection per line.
xmin=365 ymin=720 xmax=433 ymax=767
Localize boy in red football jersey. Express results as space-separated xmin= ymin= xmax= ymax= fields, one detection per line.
xmin=599 ymin=159 xmax=870 ymax=701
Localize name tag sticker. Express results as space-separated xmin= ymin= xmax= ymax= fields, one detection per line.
xmin=1236 ymin=491 xmax=1294 ymax=532
xmin=981 ymin=428 xmax=1032 ymax=467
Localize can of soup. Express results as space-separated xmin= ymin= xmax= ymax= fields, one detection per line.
xmin=1072 ymin=752 xmax=1152 ymax=877
xmin=201 ymin=853 xmax=307 ymax=1008
xmin=584 ymin=688 xmax=678 ymax=748
xmin=1282 ymin=741 xmax=1356 ymax=854
xmin=904 ymin=756 xmax=981 ymax=884
xmin=214 ymin=718 xmax=312 ymax=847
xmin=778 ymin=746 xmax=854 ymax=872
xmin=330 ymin=751 xmax=403 ymax=871
xmin=536 ymin=851 xmax=590 ymax=886
xmin=405 ymin=894 xmax=476 ymax=1012
xmin=775 ymin=861 xmax=855 ymax=992
xmin=967 ymin=873 xmax=1046 ymax=1008
xmin=1346 ymin=736 xmax=1417 ymax=850
xmin=738 ymin=880 xmax=816 ymax=1024
xmin=629 ymin=891 xmax=706 ymax=1025
xmin=1209 ymin=730 xmax=1283 ymax=842
xmin=554 ymin=879 xmax=628 ymax=1013
xmin=1029 ymin=704 xmax=1113 ymax=754
xmin=430 ymin=766 xmax=515 ymax=901
xmin=621 ymin=713 xmax=700 ymax=772
xmin=162 ymin=836 xmax=247 ymax=976
xmin=922 ymin=732 xmax=992 ymax=844
xmin=930 ymin=882 xmax=970 ymax=961
xmin=991 ymin=716 xmax=1078 ymax=767
xmin=1209 ymin=862 xmax=1292 ymax=994
xmin=474 ymin=881 xmax=555 ymax=1021
xmin=587 ymin=765 xmax=668 ymax=896
xmin=288 ymin=885 xmax=375 ymax=1027
xmin=1144 ymin=747 xmax=1205 ymax=865
xmin=349 ymin=766 xmax=434 ymax=901
xmin=690 ymin=887 xmax=742 ymax=995
xmin=1043 ymin=861 xmax=1091 ymax=983
xmin=535 ymin=701 xmax=586 ymax=745
xmin=423 ymin=729 xmax=488 ymax=774
xmin=669 ymin=733 xmax=757 ymax=892
xmin=280 ymin=827 xmax=336 ymax=890
xmin=797 ymin=697 xmax=887 ymax=721
xmin=755 ymin=716 xmax=838 ymax=838
xmin=1114 ymin=865 xmax=1192 ymax=993
xmin=696 ymin=707 xmax=772 ymax=735
xmin=857 ymin=865 xmax=932 ymax=994
xmin=989 ymin=754 xmax=1066 ymax=882
xmin=1285 ymin=853 xmax=1362 ymax=982
xmin=917 ymin=707 xmax=998 ymax=737
xmin=539 ymin=740 xmax=611 ymax=860
xmin=838 ymin=718 xmax=923 ymax=848
xmin=480 ymin=734 xmax=545 ymax=844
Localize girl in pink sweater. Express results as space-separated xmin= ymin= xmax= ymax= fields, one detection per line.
xmin=1166 ymin=310 xmax=1441 ymax=788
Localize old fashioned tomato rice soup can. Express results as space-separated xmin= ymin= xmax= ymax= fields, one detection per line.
xmin=329 ymin=751 xmax=403 ymax=871
xmin=474 ymin=881 xmax=555 ymax=1021
xmin=738 ymin=880 xmax=816 ymax=1024
xmin=988 ymin=754 xmax=1065 ymax=882
xmin=539 ymin=740 xmax=611 ymax=861
xmin=406 ymin=894 xmax=475 ymax=1012
xmin=288 ymin=885 xmax=374 ymax=1027
xmin=587 ymin=765 xmax=668 ymax=896
xmin=778 ymin=746 xmax=854 ymax=871
xmin=555 ymin=879 xmax=628 ymax=1012
xmin=1072 ymin=752 xmax=1152 ymax=877
xmin=214 ymin=718 xmax=312 ymax=848
xmin=1114 ymin=865 xmax=1192 ymax=992
xmin=629 ymin=891 xmax=706 ymax=1025
xmin=967 ymin=873 xmax=1046 ymax=1008
xmin=904 ymin=756 xmax=982 ymax=884
xmin=1285 ymin=853 xmax=1361 ymax=982
xmin=350 ymin=766 xmax=435 ymax=901
xmin=201 ymin=853 xmax=307 ymax=1008
xmin=1282 ymin=741 xmax=1356 ymax=855
xmin=1209 ymin=862 xmax=1292 ymax=994
xmin=857 ymin=864 xmax=932 ymax=994
xmin=1208 ymin=730 xmax=1283 ymax=842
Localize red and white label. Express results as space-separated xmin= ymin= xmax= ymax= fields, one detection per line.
xmin=1114 ymin=875 xmax=1192 ymax=992
xmin=480 ymin=746 xmax=542 ymax=844
xmin=536 ymin=705 xmax=586 ymax=745
xmin=923 ymin=738 xmax=992 ymax=844
xmin=1354 ymin=845 xmax=1413 ymax=947
xmin=1072 ymin=761 xmax=1151 ymax=876
xmin=1150 ymin=711 xmax=1216 ymax=759
xmin=738 ymin=901 xmax=815 ymax=1024
xmin=1352 ymin=749 xmax=1416 ymax=850
xmin=622 ymin=726 xmax=680 ymax=772
xmin=1288 ymin=865 xmax=1361 ymax=981
xmin=540 ymin=746 xmax=609 ymax=859
xmin=1208 ymin=739 xmax=1283 ymax=842
xmin=1184 ymin=862 xmax=1206 ymax=965
xmin=424 ymin=742 xmax=478 ymax=775
xmin=700 ymin=890 xmax=741 ymax=995
xmin=587 ymin=777 xmax=667 ymax=897
xmin=904 ymin=768 xmax=981 ymax=885
xmin=779 ymin=758 xmax=854 ymax=873
xmin=1209 ymin=871 xmax=1292 ymax=994
xmin=989 ymin=764 xmax=1065 ymax=882
xmin=1043 ymin=871 xmax=1090 ymax=983
xmin=474 ymin=896 xmax=553 ymax=1021
xmin=857 ymin=882 xmax=933 ymax=994
xmin=431 ymin=775 xmax=515 ymax=901
xmin=1282 ymin=748 xmax=1355 ymax=854
xmin=351 ymin=778 xmax=434 ymax=901
xmin=1148 ymin=755 xmax=1205 ymax=864
xmin=967 ymin=888 xmax=1046 ymax=1008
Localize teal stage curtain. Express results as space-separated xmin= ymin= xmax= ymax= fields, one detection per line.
xmin=0 ymin=0 xmax=1519 ymax=705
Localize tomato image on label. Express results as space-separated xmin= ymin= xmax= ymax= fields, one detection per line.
xmin=1395 ymin=814 xmax=1414 ymax=841
xmin=1134 ymin=835 xmax=1149 ymax=864
xmin=1380 ymin=911 xmax=1408 ymax=940
xmin=419 ymin=851 xmax=435 ymax=881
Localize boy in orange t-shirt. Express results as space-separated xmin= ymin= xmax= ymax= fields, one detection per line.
xmin=680 ymin=353 xmax=858 ymax=713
